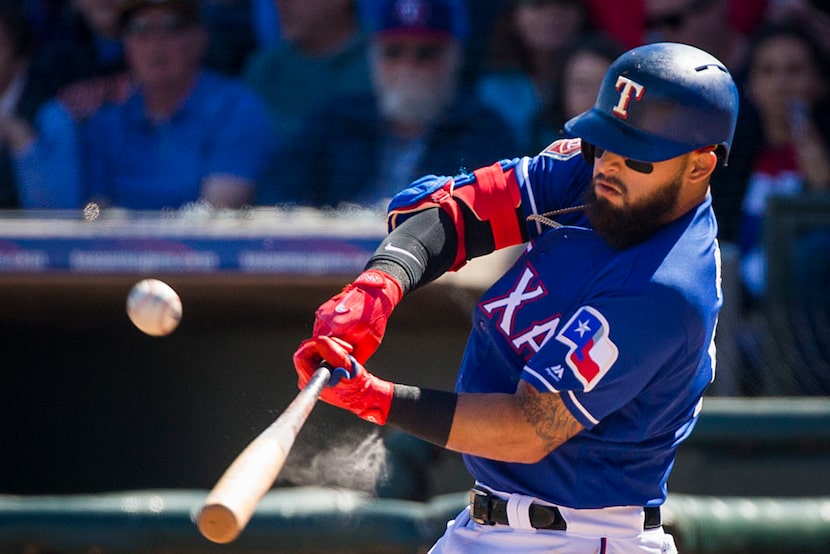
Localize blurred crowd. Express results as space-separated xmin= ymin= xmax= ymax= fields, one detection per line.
xmin=0 ymin=0 xmax=827 ymax=392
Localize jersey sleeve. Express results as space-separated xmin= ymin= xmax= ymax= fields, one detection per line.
xmin=521 ymin=288 xmax=703 ymax=430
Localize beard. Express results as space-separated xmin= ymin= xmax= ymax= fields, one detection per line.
xmin=374 ymin=68 xmax=457 ymax=128
xmin=584 ymin=169 xmax=684 ymax=249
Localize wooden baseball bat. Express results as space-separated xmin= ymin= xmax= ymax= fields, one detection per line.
xmin=196 ymin=365 xmax=332 ymax=544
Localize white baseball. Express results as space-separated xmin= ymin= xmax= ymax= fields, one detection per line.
xmin=126 ymin=279 xmax=183 ymax=336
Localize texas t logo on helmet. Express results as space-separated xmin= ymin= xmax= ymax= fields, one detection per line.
xmin=565 ymin=42 xmax=739 ymax=166
xmin=612 ymin=76 xmax=645 ymax=120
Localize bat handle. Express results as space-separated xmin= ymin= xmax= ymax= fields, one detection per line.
xmin=197 ymin=365 xmax=331 ymax=543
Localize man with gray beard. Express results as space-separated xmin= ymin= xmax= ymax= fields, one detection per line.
xmin=257 ymin=0 xmax=517 ymax=209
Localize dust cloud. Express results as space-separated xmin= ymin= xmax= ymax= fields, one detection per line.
xmin=278 ymin=428 xmax=390 ymax=493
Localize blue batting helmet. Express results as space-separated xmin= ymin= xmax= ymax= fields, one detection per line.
xmin=564 ymin=42 xmax=739 ymax=165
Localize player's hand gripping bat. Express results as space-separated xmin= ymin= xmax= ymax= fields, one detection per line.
xmin=196 ymin=365 xmax=333 ymax=544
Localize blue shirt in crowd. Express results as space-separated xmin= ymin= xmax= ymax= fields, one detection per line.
xmin=17 ymin=70 xmax=277 ymax=210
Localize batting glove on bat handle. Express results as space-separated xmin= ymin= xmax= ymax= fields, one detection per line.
xmin=312 ymin=269 xmax=403 ymax=364
xmin=294 ymin=336 xmax=394 ymax=425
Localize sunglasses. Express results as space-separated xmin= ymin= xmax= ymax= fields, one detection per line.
xmin=581 ymin=141 xmax=654 ymax=174
xmin=380 ymin=43 xmax=446 ymax=63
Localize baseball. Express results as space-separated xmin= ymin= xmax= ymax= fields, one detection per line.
xmin=126 ymin=278 xmax=182 ymax=336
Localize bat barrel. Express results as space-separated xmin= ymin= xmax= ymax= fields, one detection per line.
xmin=197 ymin=366 xmax=332 ymax=543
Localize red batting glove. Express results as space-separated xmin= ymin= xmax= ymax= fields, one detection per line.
xmin=294 ymin=336 xmax=394 ymax=425
xmin=312 ymin=269 xmax=403 ymax=363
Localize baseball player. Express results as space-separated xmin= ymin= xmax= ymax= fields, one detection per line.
xmin=294 ymin=41 xmax=739 ymax=553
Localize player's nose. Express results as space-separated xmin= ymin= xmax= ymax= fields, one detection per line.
xmin=593 ymin=150 xmax=626 ymax=173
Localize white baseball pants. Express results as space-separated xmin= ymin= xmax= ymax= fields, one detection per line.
xmin=429 ymin=498 xmax=678 ymax=553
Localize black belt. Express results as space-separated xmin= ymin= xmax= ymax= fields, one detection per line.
xmin=469 ymin=487 xmax=662 ymax=531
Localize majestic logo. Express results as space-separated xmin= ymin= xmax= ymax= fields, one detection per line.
xmin=556 ymin=306 xmax=618 ymax=391
xmin=541 ymin=138 xmax=582 ymax=160
xmin=611 ymin=76 xmax=645 ymax=120
xmin=544 ymin=364 xmax=565 ymax=381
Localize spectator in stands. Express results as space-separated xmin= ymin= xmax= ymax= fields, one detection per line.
xmin=764 ymin=0 xmax=830 ymax=60
xmin=0 ymin=3 xmax=53 ymax=208
xmin=476 ymin=0 xmax=590 ymax=152
xmin=243 ymin=0 xmax=371 ymax=142
xmin=549 ymin=33 xmax=624 ymax=141
xmin=456 ymin=0 xmax=509 ymax=82
xmin=643 ymin=0 xmax=762 ymax=76
xmin=716 ymin=24 xmax=830 ymax=393
xmin=731 ymin=24 xmax=830 ymax=303
xmin=14 ymin=0 xmax=277 ymax=210
xmin=581 ymin=1 xmax=768 ymax=69
xmin=29 ymin=0 xmax=128 ymax=121
xmin=581 ymin=0 xmax=644 ymax=50
xmin=258 ymin=0 xmax=516 ymax=210
xmin=635 ymin=0 xmax=769 ymax=243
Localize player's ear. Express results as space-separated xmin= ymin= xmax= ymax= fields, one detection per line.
xmin=688 ymin=146 xmax=718 ymax=183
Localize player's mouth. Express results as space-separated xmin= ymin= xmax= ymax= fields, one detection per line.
xmin=594 ymin=179 xmax=623 ymax=198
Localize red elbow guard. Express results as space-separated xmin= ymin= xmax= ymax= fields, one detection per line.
xmin=446 ymin=162 xmax=523 ymax=270
xmin=386 ymin=164 xmax=523 ymax=272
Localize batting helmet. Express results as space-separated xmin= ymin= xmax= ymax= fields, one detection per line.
xmin=564 ymin=42 xmax=739 ymax=165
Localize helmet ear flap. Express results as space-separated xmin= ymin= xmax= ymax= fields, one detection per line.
xmin=714 ymin=144 xmax=728 ymax=166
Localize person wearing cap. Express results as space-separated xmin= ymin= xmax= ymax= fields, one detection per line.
xmin=477 ymin=0 xmax=592 ymax=153
xmin=257 ymin=0 xmax=516 ymax=209
xmin=290 ymin=40 xmax=739 ymax=552
xmin=14 ymin=0 xmax=276 ymax=209
xmin=243 ymin=0 xmax=372 ymax=143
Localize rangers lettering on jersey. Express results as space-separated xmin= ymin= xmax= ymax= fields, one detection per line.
xmin=481 ymin=267 xmax=545 ymax=335
xmin=612 ymin=76 xmax=645 ymax=119
xmin=480 ymin=265 xmax=561 ymax=357
xmin=556 ymin=306 xmax=618 ymax=391
xmin=512 ymin=317 xmax=560 ymax=354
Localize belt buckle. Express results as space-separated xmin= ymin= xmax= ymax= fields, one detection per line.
xmin=469 ymin=487 xmax=494 ymax=526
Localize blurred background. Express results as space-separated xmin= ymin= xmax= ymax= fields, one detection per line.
xmin=0 ymin=0 xmax=828 ymax=552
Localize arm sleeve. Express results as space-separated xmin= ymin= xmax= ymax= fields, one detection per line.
xmin=366 ymin=203 xmax=499 ymax=294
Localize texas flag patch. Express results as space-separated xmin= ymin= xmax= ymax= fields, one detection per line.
xmin=556 ymin=306 xmax=618 ymax=391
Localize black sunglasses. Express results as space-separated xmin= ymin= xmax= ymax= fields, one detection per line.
xmin=381 ymin=43 xmax=445 ymax=63
xmin=581 ymin=141 xmax=654 ymax=174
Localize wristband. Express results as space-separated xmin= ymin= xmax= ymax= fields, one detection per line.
xmin=386 ymin=385 xmax=458 ymax=447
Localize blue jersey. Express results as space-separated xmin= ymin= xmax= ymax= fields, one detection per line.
xmin=394 ymin=139 xmax=722 ymax=509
